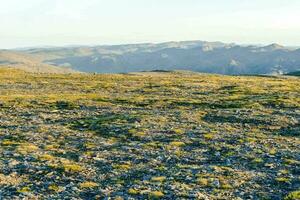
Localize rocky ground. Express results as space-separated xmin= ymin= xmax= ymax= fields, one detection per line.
xmin=0 ymin=68 xmax=299 ymax=199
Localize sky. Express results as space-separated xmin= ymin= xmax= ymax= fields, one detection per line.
xmin=1 ymin=0 xmax=300 ymax=49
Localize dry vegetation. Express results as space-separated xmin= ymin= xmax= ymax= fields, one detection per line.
xmin=0 ymin=68 xmax=299 ymax=199
xmin=0 ymin=51 xmax=76 ymax=73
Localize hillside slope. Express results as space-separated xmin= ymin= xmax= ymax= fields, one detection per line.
xmin=0 ymin=68 xmax=299 ymax=199
xmin=0 ymin=50 xmax=76 ymax=73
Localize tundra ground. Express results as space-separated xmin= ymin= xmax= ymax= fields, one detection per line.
xmin=0 ymin=68 xmax=299 ymax=199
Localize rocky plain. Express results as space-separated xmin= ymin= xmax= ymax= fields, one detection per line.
xmin=0 ymin=68 xmax=299 ymax=199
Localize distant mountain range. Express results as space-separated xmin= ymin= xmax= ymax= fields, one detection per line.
xmin=1 ymin=40 xmax=300 ymax=74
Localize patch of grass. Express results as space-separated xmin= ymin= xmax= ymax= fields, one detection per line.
xmin=275 ymin=177 xmax=291 ymax=183
xmin=149 ymin=191 xmax=164 ymax=199
xmin=39 ymin=154 xmax=55 ymax=161
xmin=17 ymin=186 xmax=31 ymax=193
xmin=114 ymin=163 xmax=132 ymax=171
xmin=151 ymin=176 xmax=166 ymax=182
xmin=252 ymin=158 xmax=264 ymax=164
xmin=284 ymin=159 xmax=300 ymax=166
xmin=17 ymin=143 xmax=39 ymax=154
xmin=203 ymin=133 xmax=214 ymax=140
xmin=48 ymin=184 xmax=61 ymax=192
xmin=169 ymin=141 xmax=185 ymax=147
xmin=285 ymin=190 xmax=300 ymax=200
xmin=128 ymin=188 xmax=140 ymax=195
xmin=1 ymin=140 xmax=20 ymax=146
xmin=63 ymin=164 xmax=83 ymax=172
xmin=197 ymin=178 xmax=209 ymax=187
xmin=79 ymin=182 xmax=99 ymax=189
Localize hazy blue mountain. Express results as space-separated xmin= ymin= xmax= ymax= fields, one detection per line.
xmin=287 ymin=71 xmax=300 ymax=76
xmin=14 ymin=40 xmax=300 ymax=74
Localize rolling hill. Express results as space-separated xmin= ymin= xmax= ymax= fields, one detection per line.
xmin=0 ymin=50 xmax=76 ymax=73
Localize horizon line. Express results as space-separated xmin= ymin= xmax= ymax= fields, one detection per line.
xmin=3 ymin=39 xmax=300 ymax=50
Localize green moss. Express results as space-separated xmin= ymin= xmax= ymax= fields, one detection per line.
xmin=128 ymin=188 xmax=140 ymax=195
xmin=79 ymin=182 xmax=99 ymax=189
xmin=284 ymin=159 xmax=300 ymax=165
xmin=114 ymin=164 xmax=132 ymax=171
xmin=151 ymin=176 xmax=166 ymax=182
xmin=275 ymin=177 xmax=290 ymax=183
xmin=17 ymin=143 xmax=39 ymax=154
xmin=203 ymin=133 xmax=214 ymax=140
xmin=18 ymin=186 xmax=31 ymax=193
xmin=169 ymin=141 xmax=185 ymax=147
xmin=48 ymin=184 xmax=61 ymax=192
xmin=285 ymin=190 xmax=300 ymax=200
xmin=197 ymin=178 xmax=209 ymax=187
xmin=39 ymin=154 xmax=55 ymax=161
xmin=63 ymin=164 xmax=83 ymax=172
xmin=149 ymin=191 xmax=164 ymax=199
xmin=1 ymin=140 xmax=20 ymax=146
xmin=221 ymin=183 xmax=233 ymax=189
xmin=252 ymin=158 xmax=264 ymax=164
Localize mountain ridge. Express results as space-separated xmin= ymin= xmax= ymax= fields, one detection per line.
xmin=2 ymin=40 xmax=300 ymax=74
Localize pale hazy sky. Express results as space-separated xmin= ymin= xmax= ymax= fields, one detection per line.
xmin=1 ymin=0 xmax=300 ymax=48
